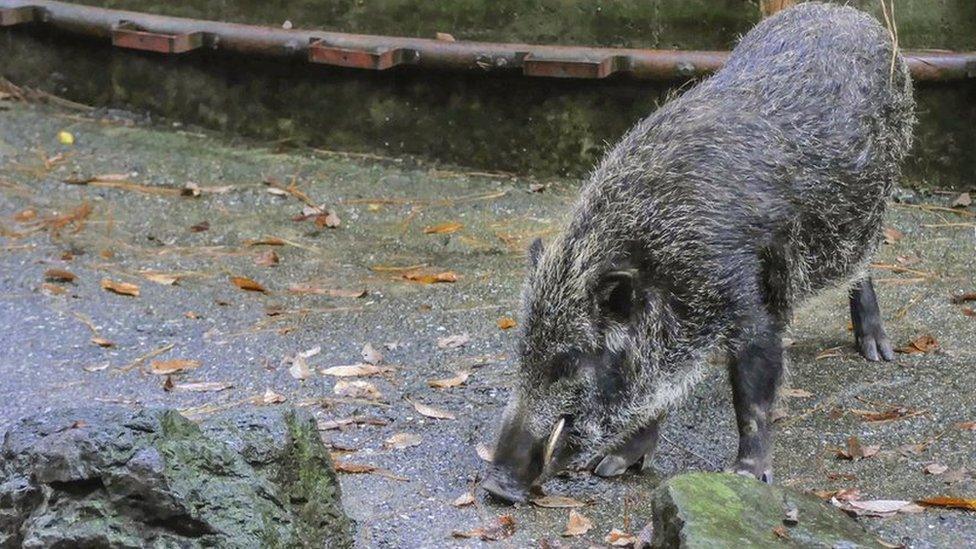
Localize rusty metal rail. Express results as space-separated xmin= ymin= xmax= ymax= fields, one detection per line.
xmin=1 ymin=0 xmax=974 ymax=81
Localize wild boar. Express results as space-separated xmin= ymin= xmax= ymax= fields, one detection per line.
xmin=483 ymin=2 xmax=914 ymax=503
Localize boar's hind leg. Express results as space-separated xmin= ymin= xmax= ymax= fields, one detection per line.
xmin=593 ymin=420 xmax=660 ymax=478
xmin=728 ymin=315 xmax=783 ymax=484
xmin=849 ymin=277 xmax=895 ymax=362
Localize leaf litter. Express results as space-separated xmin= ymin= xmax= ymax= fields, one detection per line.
xmin=452 ymin=515 xmax=516 ymax=541
xmin=562 ymin=510 xmax=593 ymax=537
xmin=409 ymin=399 xmax=455 ymax=420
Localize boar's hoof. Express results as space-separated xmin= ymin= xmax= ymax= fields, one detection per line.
xmin=482 ymin=473 xmax=530 ymax=504
xmin=594 ymin=455 xmax=630 ymax=477
xmin=593 ymin=453 xmax=650 ymax=478
xmin=733 ymin=467 xmax=774 ymax=484
xmin=856 ymin=333 xmax=894 ymax=362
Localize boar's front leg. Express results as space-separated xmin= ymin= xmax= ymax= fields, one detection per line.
xmin=849 ymin=277 xmax=894 ymax=362
xmin=728 ymin=313 xmax=783 ymax=484
xmin=593 ymin=420 xmax=660 ymax=478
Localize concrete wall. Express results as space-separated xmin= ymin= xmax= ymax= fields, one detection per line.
xmin=2 ymin=2 xmax=974 ymax=187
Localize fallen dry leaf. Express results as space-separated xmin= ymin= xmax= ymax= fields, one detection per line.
xmin=836 ymin=436 xmax=880 ymax=461
xmin=82 ymin=362 xmax=110 ymax=372
xmin=101 ymin=278 xmax=140 ymax=297
xmin=896 ymin=334 xmax=939 ymax=354
xmin=287 ymin=284 xmax=367 ymax=298
xmin=950 ymin=292 xmax=976 ymax=304
xmin=783 ymin=388 xmax=813 ymax=398
xmin=150 ymin=359 xmax=201 ymax=375
xmin=452 ymin=515 xmax=516 ymax=541
xmin=361 ymin=343 xmax=383 ymax=365
xmin=924 ymin=463 xmax=949 ymax=475
xmin=529 ymin=182 xmax=546 ymax=193
xmin=952 ymin=192 xmax=972 ymax=208
xmin=562 ymin=509 xmax=593 ymax=537
xmin=835 ymin=499 xmax=924 ymax=518
xmin=244 ymin=236 xmax=286 ymax=246
xmin=883 ymin=227 xmax=903 ymax=244
xmin=955 ymin=421 xmax=976 ymax=431
xmin=531 ymin=495 xmax=585 ymax=509
xmin=259 ymin=388 xmax=286 ymax=405
xmin=142 ymin=272 xmax=180 ymax=285
xmin=314 ymin=210 xmax=341 ymax=229
xmin=41 ymin=283 xmax=68 ymax=296
xmin=90 ymin=337 xmax=114 ymax=348
xmin=423 ymin=221 xmax=463 ymax=235
xmin=333 ymin=461 xmax=407 ymax=481
xmin=437 ymin=333 xmax=470 ymax=349
xmin=173 ymin=381 xmax=233 ymax=393
xmin=410 ymin=399 xmax=455 ymax=420
xmin=288 ymin=356 xmax=313 ymax=380
xmin=772 ymin=525 xmax=791 ymax=540
xmin=334 ymin=380 xmax=382 ymax=400
xmin=605 ymin=528 xmax=639 ymax=546
xmin=230 ymin=276 xmax=266 ymax=293
xmin=916 ymin=496 xmax=976 ymax=511
xmin=44 ymin=269 xmax=76 ymax=283
xmin=255 ymin=250 xmax=279 ymax=267
xmin=850 ymin=406 xmax=923 ymax=423
xmin=496 ymin=317 xmax=517 ymax=330
xmin=453 ymin=491 xmax=475 ymax=507
xmin=13 ymin=209 xmax=36 ymax=222
xmin=428 ymin=370 xmax=471 ymax=389
xmin=189 ymin=220 xmax=210 ymax=232
xmin=403 ymin=271 xmax=458 ymax=284
xmin=435 ymin=32 xmax=455 ymax=42
xmin=321 ymin=364 xmax=390 ymax=377
xmin=384 ymin=432 xmax=422 ymax=450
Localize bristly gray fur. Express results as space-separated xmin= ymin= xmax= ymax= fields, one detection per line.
xmin=507 ymin=2 xmax=915 ymax=468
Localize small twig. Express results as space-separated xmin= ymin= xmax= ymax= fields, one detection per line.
xmin=116 ymin=343 xmax=174 ymax=373
xmin=892 ymin=202 xmax=975 ymax=218
xmin=659 ymin=433 xmax=722 ymax=471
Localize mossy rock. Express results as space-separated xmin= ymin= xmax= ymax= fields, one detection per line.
xmin=651 ymin=473 xmax=886 ymax=548
xmin=0 ymin=407 xmax=353 ymax=548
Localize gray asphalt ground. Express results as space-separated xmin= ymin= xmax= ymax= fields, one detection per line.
xmin=0 ymin=100 xmax=974 ymax=547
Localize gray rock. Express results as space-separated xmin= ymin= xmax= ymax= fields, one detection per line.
xmin=0 ymin=407 xmax=353 ymax=548
xmin=650 ymin=473 xmax=887 ymax=548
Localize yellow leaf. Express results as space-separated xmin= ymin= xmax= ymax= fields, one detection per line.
xmin=230 ymin=276 xmax=266 ymax=292
xmin=57 ymin=131 xmax=74 ymax=145
xmin=150 ymin=359 xmax=201 ymax=375
xmin=101 ymin=278 xmax=140 ymax=297
xmin=423 ymin=222 xmax=463 ymax=235
xmin=403 ymin=271 xmax=458 ymax=284
xmin=496 ymin=317 xmax=517 ymax=330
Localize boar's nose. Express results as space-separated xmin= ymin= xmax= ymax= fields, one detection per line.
xmin=483 ymin=418 xmax=544 ymax=504
xmin=482 ymin=465 xmax=530 ymax=504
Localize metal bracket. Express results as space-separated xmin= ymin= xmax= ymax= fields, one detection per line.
xmin=0 ymin=6 xmax=38 ymax=26
xmin=522 ymin=53 xmax=630 ymax=79
xmin=308 ymin=39 xmax=419 ymax=70
xmin=111 ymin=21 xmax=204 ymax=54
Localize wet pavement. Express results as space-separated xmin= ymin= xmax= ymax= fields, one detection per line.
xmin=0 ymin=100 xmax=974 ymax=547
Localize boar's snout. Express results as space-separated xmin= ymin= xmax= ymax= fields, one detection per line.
xmin=483 ymin=415 xmax=546 ymax=504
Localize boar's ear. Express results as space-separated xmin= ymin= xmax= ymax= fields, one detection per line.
xmin=528 ymin=238 xmax=544 ymax=268
xmin=596 ymin=270 xmax=637 ymax=322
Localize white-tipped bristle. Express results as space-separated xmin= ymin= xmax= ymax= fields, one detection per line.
xmin=543 ymin=417 xmax=566 ymax=465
